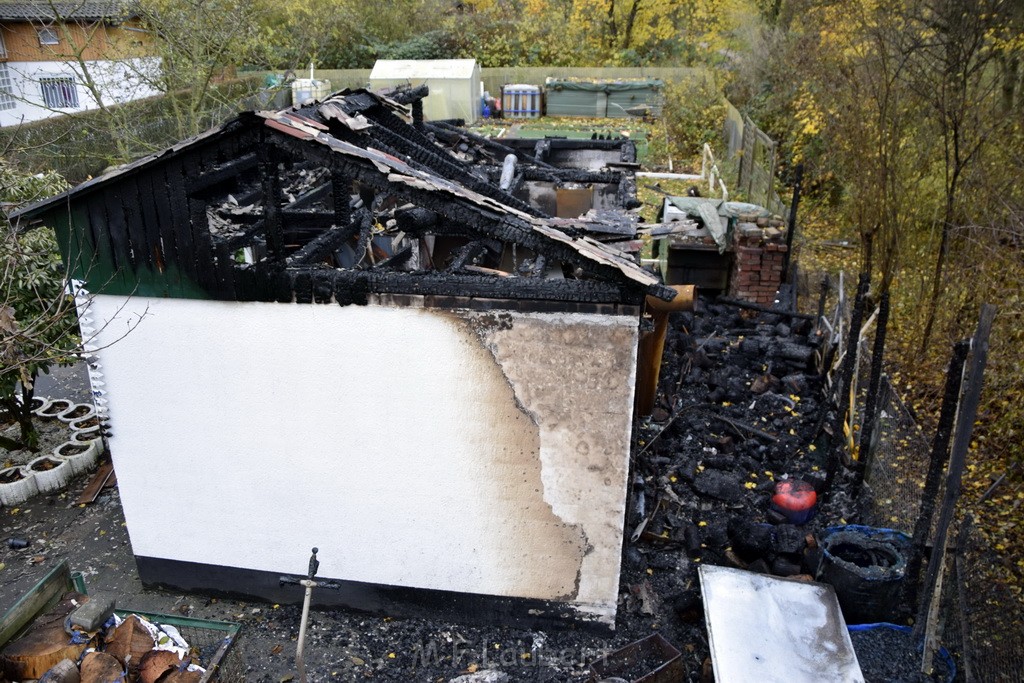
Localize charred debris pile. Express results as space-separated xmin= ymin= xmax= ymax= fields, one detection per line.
xmin=627 ymin=297 xmax=867 ymax=595
xmin=166 ymin=85 xmax=675 ymax=307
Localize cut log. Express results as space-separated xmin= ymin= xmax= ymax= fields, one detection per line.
xmin=39 ymin=658 xmax=82 ymax=683
xmin=139 ymin=649 xmax=183 ymax=683
xmin=104 ymin=615 xmax=155 ymax=675
xmin=159 ymin=668 xmax=202 ymax=683
xmin=80 ymin=651 xmax=124 ymax=683
xmin=1 ymin=594 xmax=90 ymax=679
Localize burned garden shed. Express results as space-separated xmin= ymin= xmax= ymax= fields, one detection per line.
xmin=12 ymin=89 xmax=675 ymax=629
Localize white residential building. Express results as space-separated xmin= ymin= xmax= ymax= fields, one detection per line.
xmin=0 ymin=1 xmax=160 ymax=128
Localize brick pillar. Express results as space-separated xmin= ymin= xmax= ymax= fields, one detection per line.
xmin=729 ymin=221 xmax=789 ymax=304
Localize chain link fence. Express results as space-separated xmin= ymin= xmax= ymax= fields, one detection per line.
xmin=861 ymin=371 xmax=1024 ymax=681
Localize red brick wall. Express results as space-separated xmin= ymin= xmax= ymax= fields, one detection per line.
xmin=729 ymin=222 xmax=788 ymax=304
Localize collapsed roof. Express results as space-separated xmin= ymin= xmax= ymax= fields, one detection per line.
xmin=13 ymin=88 xmax=675 ymax=307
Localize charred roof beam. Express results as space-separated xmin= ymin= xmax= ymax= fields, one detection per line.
xmin=257 ymin=139 xmax=285 ymax=259
xmin=255 ymin=266 xmax=648 ymax=306
xmin=285 ymin=181 xmax=333 ymax=212
xmin=519 ymin=167 xmax=623 ymax=185
xmin=186 ymin=153 xmax=259 ymax=197
xmin=447 ymin=240 xmax=501 ymax=274
xmin=264 ymin=128 xmax=668 ymax=298
xmin=427 ymin=122 xmax=558 ymax=171
xmin=360 ymin=119 xmax=544 ymax=219
xmin=287 ymin=207 xmax=370 ymax=267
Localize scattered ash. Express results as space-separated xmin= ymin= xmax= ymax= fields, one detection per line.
xmin=850 ymin=626 xmax=951 ymax=682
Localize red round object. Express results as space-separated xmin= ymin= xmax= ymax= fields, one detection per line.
xmin=772 ymin=479 xmax=817 ymax=512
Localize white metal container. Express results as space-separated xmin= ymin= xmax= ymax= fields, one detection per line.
xmin=291 ymin=79 xmax=332 ymax=106
xmin=502 ymin=84 xmax=541 ymax=119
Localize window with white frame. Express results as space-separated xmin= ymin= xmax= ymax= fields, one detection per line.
xmin=0 ymin=28 xmax=8 ymax=58
xmin=38 ymin=27 xmax=59 ymax=45
xmin=40 ymin=76 xmax=78 ymax=108
xmin=0 ymin=64 xmax=15 ymax=111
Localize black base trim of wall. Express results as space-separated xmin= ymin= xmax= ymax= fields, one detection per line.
xmin=135 ymin=556 xmax=614 ymax=634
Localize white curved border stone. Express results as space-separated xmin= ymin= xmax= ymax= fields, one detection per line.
xmin=0 ymin=466 xmax=38 ymax=506
xmin=34 ymin=398 xmax=72 ymax=420
xmin=28 ymin=455 xmax=72 ymax=493
xmin=57 ymin=402 xmax=97 ymax=424
xmin=54 ymin=439 xmax=101 ymax=476
xmin=69 ymin=415 xmax=103 ymax=435
xmin=28 ymin=396 xmax=52 ymax=416
xmin=70 ymin=426 xmax=103 ymax=445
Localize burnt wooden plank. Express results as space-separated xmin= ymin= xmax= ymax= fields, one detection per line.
xmin=187 ymin=197 xmax=222 ymax=296
xmin=211 ymin=240 xmax=238 ymax=300
xmin=186 ymin=153 xmax=258 ymax=196
xmin=258 ymin=141 xmax=285 ymax=260
xmin=164 ymin=158 xmax=202 ymax=293
xmin=287 ymin=209 xmax=366 ymax=266
xmin=101 ymin=186 xmax=133 ymax=274
xmin=0 ymin=561 xmax=72 ymax=648
xmin=143 ymin=167 xmax=180 ymax=295
xmin=265 ymin=127 xmax=663 ymax=296
xmin=84 ymin=195 xmax=123 ymax=293
xmin=332 ymin=171 xmax=352 ymax=227
xmin=136 ymin=171 xmax=166 ymax=280
xmin=286 ymin=182 xmax=332 ymax=211
xmin=75 ymin=463 xmax=114 ymax=505
xmin=119 ymin=175 xmax=151 ymax=273
xmin=310 ymin=268 xmax=645 ymax=305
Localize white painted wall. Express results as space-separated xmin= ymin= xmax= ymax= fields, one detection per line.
xmin=0 ymin=57 xmax=160 ymax=127
xmin=81 ymin=295 xmax=639 ymax=624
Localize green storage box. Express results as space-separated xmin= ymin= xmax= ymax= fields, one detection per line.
xmin=544 ymin=77 xmax=664 ymax=118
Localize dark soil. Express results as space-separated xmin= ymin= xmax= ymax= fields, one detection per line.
xmin=30 ymin=456 xmax=61 ymax=472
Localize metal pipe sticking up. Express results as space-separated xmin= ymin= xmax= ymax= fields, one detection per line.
xmin=635 ymin=284 xmax=696 ymax=416
xmin=499 ymin=154 xmax=518 ymax=191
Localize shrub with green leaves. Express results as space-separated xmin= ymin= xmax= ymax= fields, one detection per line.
xmin=1 ymin=163 xmax=77 ymax=451
xmin=662 ymin=77 xmax=727 ymax=164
